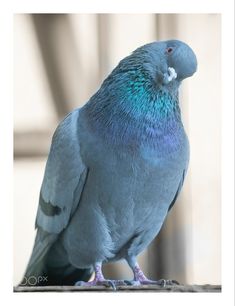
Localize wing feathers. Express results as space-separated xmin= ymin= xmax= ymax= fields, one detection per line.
xmin=36 ymin=108 xmax=87 ymax=234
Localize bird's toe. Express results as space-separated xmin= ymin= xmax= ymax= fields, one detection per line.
xmin=97 ymin=280 xmax=117 ymax=290
xmin=75 ymin=280 xmax=86 ymax=286
xmin=124 ymin=280 xmax=141 ymax=286
xmin=165 ymin=279 xmax=180 ymax=285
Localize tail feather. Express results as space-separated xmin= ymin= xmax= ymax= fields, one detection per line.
xmin=20 ymin=228 xmax=93 ymax=286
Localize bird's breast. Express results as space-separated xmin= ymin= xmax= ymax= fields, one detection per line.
xmin=82 ymin=128 xmax=188 ymax=226
xmin=77 ymin=112 xmax=189 ymax=254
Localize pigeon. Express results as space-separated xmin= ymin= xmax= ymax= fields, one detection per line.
xmin=21 ymin=40 xmax=197 ymax=289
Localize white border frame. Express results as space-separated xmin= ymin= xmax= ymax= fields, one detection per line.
xmin=0 ymin=1 xmax=234 ymax=305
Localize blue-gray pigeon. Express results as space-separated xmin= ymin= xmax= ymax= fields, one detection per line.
xmin=21 ymin=40 xmax=197 ymax=289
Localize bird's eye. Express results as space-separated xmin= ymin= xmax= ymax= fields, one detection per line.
xmin=166 ymin=47 xmax=174 ymax=54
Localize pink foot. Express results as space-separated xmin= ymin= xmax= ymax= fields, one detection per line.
xmin=74 ymin=263 xmax=128 ymax=290
xmin=132 ymin=265 xmax=179 ymax=287
xmin=75 ymin=278 xmax=117 ymax=290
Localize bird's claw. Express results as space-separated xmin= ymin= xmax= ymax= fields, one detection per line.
xmin=75 ymin=279 xmax=117 ymax=290
xmin=125 ymin=278 xmax=179 ymax=287
xmin=97 ymin=280 xmax=117 ymax=290
xmin=165 ymin=279 xmax=180 ymax=285
xmin=150 ymin=279 xmax=180 ymax=286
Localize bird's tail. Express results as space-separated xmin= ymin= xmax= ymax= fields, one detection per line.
xmin=19 ymin=229 xmax=93 ymax=286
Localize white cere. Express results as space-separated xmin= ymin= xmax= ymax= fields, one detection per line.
xmin=167 ymin=67 xmax=177 ymax=82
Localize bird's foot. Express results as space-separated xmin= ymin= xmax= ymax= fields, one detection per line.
xmin=75 ymin=278 xmax=130 ymax=290
xmin=127 ymin=278 xmax=179 ymax=287
xmin=131 ymin=264 xmax=179 ymax=287
xmin=75 ymin=279 xmax=116 ymax=290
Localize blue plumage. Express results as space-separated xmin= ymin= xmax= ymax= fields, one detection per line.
xmin=22 ymin=40 xmax=197 ymax=288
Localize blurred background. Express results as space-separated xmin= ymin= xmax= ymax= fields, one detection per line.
xmin=14 ymin=14 xmax=221 ymax=286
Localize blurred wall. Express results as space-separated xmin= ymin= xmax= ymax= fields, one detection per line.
xmin=14 ymin=14 xmax=221 ymax=285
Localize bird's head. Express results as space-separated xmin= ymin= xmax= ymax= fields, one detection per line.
xmin=162 ymin=40 xmax=197 ymax=82
xmin=129 ymin=39 xmax=197 ymax=89
xmin=89 ymin=39 xmax=197 ymax=105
